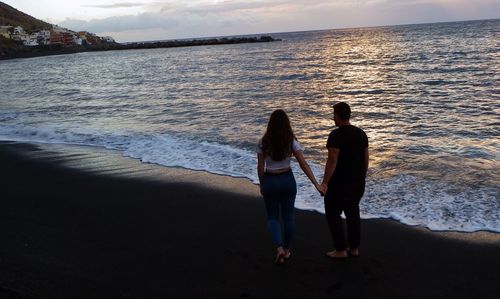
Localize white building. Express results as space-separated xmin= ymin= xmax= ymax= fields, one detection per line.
xmin=37 ymin=30 xmax=50 ymax=45
xmin=24 ymin=38 xmax=39 ymax=46
xmin=12 ymin=33 xmax=28 ymax=43
xmin=10 ymin=26 xmax=29 ymax=43
xmin=13 ymin=26 xmax=24 ymax=35
xmin=0 ymin=28 xmax=10 ymax=39
xmin=102 ymin=36 xmax=115 ymax=43
xmin=0 ymin=25 xmax=12 ymax=38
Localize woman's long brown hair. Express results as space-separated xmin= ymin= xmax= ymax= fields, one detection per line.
xmin=261 ymin=109 xmax=296 ymax=161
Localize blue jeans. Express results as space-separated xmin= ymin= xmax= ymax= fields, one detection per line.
xmin=262 ymin=170 xmax=297 ymax=249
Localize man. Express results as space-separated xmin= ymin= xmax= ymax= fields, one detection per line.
xmin=321 ymin=102 xmax=369 ymax=258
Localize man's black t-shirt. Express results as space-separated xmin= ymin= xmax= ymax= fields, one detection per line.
xmin=326 ymin=125 xmax=368 ymax=184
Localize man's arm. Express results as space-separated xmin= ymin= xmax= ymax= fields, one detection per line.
xmin=364 ymin=147 xmax=369 ymax=174
xmin=321 ymin=147 xmax=339 ymax=188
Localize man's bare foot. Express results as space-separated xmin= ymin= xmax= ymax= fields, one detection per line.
xmin=347 ymin=248 xmax=360 ymax=257
xmin=326 ymin=250 xmax=348 ymax=258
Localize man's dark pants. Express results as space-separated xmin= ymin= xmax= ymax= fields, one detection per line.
xmin=324 ymin=180 xmax=365 ymax=251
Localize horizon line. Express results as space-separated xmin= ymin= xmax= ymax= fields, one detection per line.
xmin=113 ymin=17 xmax=500 ymax=44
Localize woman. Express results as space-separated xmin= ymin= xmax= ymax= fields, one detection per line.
xmin=257 ymin=109 xmax=324 ymax=264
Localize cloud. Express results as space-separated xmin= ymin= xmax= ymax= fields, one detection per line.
xmin=83 ymin=2 xmax=144 ymax=9
xmin=57 ymin=0 xmax=500 ymax=42
xmin=60 ymin=13 xmax=178 ymax=33
xmin=59 ymin=0 xmax=280 ymax=34
xmin=138 ymin=0 xmax=292 ymax=16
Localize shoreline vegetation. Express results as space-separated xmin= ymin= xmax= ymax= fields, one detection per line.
xmin=0 ymin=35 xmax=278 ymax=60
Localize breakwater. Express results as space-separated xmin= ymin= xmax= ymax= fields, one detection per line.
xmin=0 ymin=35 xmax=277 ymax=60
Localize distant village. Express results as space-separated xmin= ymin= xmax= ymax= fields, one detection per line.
xmin=0 ymin=3 xmax=276 ymax=60
xmin=0 ymin=24 xmax=115 ymax=46
xmin=0 ymin=24 xmax=277 ymax=60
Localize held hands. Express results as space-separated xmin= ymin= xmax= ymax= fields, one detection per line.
xmin=320 ymin=183 xmax=328 ymax=196
xmin=315 ymin=182 xmax=327 ymax=197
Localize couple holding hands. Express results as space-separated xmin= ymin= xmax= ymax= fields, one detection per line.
xmin=257 ymin=102 xmax=369 ymax=264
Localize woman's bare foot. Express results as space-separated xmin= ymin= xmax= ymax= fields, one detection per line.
xmin=326 ymin=250 xmax=348 ymax=258
xmin=275 ymin=247 xmax=286 ymax=264
xmin=284 ymin=249 xmax=291 ymax=259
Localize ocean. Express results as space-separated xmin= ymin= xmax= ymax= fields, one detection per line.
xmin=0 ymin=19 xmax=498 ymax=233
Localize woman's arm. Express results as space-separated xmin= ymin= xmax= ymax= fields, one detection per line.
xmin=293 ymin=150 xmax=324 ymax=194
xmin=364 ymin=147 xmax=369 ymax=173
xmin=257 ymin=153 xmax=265 ymax=195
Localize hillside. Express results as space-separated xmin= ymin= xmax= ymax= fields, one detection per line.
xmin=0 ymin=1 xmax=277 ymax=60
xmin=0 ymin=1 xmax=52 ymax=32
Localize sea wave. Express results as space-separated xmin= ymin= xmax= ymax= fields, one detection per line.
xmin=0 ymin=124 xmax=498 ymax=233
xmin=1 ymin=20 xmax=499 ymax=233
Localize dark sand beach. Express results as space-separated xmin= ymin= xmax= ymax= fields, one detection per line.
xmin=0 ymin=141 xmax=499 ymax=299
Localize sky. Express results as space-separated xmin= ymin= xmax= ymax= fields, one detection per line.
xmin=4 ymin=0 xmax=500 ymax=42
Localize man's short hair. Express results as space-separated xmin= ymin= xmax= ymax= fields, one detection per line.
xmin=334 ymin=102 xmax=351 ymax=120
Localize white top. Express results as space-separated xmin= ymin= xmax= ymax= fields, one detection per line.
xmin=257 ymin=139 xmax=303 ymax=171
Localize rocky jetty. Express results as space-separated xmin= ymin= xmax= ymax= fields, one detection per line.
xmin=0 ymin=35 xmax=278 ymax=60
xmin=0 ymin=1 xmax=279 ymax=61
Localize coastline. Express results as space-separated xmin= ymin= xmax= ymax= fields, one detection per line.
xmin=0 ymin=141 xmax=499 ymax=298
xmin=0 ymin=36 xmax=277 ymax=61
xmin=8 ymin=141 xmax=500 ymax=240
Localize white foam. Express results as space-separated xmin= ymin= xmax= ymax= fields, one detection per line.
xmin=362 ymin=174 xmax=500 ymax=233
xmin=122 ymin=134 xmax=258 ymax=181
xmin=0 ymin=124 xmax=498 ymax=233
